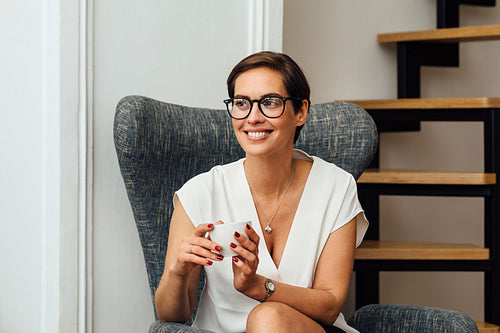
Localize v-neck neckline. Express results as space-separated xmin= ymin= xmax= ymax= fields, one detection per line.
xmin=240 ymin=150 xmax=316 ymax=272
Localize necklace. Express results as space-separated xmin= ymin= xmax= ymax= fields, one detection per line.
xmin=249 ymin=163 xmax=294 ymax=234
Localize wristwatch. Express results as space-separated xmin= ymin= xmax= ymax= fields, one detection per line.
xmin=258 ymin=279 xmax=275 ymax=302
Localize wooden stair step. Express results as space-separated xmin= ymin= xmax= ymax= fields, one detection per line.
xmin=378 ymin=24 xmax=500 ymax=43
xmin=477 ymin=321 xmax=500 ymax=333
xmin=355 ymin=240 xmax=489 ymax=260
xmin=358 ymin=169 xmax=496 ymax=185
xmin=346 ymin=97 xmax=500 ymax=110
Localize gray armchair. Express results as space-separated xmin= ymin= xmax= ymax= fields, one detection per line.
xmin=114 ymin=95 xmax=478 ymax=333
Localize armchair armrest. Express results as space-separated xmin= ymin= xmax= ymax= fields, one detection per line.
xmin=347 ymin=304 xmax=478 ymax=333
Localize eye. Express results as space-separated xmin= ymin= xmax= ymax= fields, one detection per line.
xmin=261 ymin=97 xmax=282 ymax=109
xmin=234 ymin=98 xmax=249 ymax=109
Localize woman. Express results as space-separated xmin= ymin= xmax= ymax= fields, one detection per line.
xmin=155 ymin=51 xmax=368 ymax=333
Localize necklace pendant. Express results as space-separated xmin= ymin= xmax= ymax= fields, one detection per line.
xmin=264 ymin=225 xmax=272 ymax=233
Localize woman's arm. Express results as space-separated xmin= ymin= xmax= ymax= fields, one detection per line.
xmin=155 ymin=201 xmax=223 ymax=323
xmin=232 ymin=217 xmax=357 ymax=326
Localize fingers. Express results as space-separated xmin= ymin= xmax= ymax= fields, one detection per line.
xmin=234 ymin=223 xmax=259 ymax=254
xmin=180 ymin=222 xmax=225 ymax=266
xmin=230 ymin=224 xmax=259 ymax=267
xmin=231 ymin=255 xmax=256 ymax=276
xmin=191 ymin=222 xmax=223 ymax=250
xmin=186 ymin=243 xmax=224 ymax=265
xmin=173 ymin=244 xmax=215 ymax=273
xmin=243 ymin=223 xmax=259 ymax=245
xmin=182 ymin=250 xmax=215 ymax=266
xmin=192 ymin=222 xmax=215 ymax=237
xmin=230 ymin=224 xmax=261 ymax=294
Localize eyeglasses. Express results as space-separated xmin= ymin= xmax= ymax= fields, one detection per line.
xmin=223 ymin=96 xmax=302 ymax=119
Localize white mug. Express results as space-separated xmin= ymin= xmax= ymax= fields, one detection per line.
xmin=209 ymin=221 xmax=252 ymax=257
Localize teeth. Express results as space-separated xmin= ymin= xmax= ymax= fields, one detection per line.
xmin=248 ymin=131 xmax=269 ymax=138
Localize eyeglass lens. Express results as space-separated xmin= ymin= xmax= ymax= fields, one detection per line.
xmin=228 ymin=97 xmax=285 ymax=119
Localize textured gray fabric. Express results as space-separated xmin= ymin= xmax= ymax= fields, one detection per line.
xmin=149 ymin=320 xmax=214 ymax=333
xmin=347 ymin=304 xmax=479 ymax=333
xmin=114 ymin=95 xmax=379 ymax=331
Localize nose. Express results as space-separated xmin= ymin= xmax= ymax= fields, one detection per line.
xmin=247 ymin=101 xmax=265 ymax=123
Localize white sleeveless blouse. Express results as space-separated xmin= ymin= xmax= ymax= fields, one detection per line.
xmin=175 ymin=150 xmax=368 ymax=333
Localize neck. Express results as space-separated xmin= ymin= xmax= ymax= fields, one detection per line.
xmin=244 ymin=150 xmax=294 ymax=198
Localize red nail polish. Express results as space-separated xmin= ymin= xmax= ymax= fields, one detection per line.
xmin=208 ymin=224 xmax=214 ymax=228
xmin=230 ymin=242 xmax=237 ymax=249
xmin=215 ymin=245 xmax=222 ymax=252
xmin=232 ymin=257 xmax=239 ymax=263
xmin=207 ymin=260 xmax=213 ymax=265
xmin=234 ymin=231 xmax=240 ymax=237
xmin=246 ymin=223 xmax=251 ymax=230
xmin=217 ymin=254 xmax=224 ymax=260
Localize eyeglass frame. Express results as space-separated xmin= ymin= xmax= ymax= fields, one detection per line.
xmin=223 ymin=96 xmax=304 ymax=119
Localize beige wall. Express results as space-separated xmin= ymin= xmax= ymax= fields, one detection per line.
xmin=284 ymin=1 xmax=500 ymax=321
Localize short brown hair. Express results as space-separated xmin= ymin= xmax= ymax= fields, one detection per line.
xmin=227 ymin=51 xmax=310 ymax=143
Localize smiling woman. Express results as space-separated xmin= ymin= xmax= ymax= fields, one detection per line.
xmin=228 ymin=66 xmax=308 ymax=159
xmin=154 ymin=51 xmax=369 ymax=333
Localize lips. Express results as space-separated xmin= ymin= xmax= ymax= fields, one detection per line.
xmin=246 ymin=131 xmax=271 ymax=138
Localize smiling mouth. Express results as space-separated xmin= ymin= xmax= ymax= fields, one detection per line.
xmin=246 ymin=131 xmax=271 ymax=138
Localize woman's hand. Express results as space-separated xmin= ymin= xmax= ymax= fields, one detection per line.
xmin=172 ymin=222 xmax=224 ymax=277
xmin=230 ymin=223 xmax=262 ymax=297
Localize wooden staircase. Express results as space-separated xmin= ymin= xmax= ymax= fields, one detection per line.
xmin=348 ymin=2 xmax=500 ymax=331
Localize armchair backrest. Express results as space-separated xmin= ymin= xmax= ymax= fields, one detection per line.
xmin=113 ymin=95 xmax=378 ymax=321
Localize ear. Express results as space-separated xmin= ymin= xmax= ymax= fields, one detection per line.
xmin=295 ymin=99 xmax=309 ymax=127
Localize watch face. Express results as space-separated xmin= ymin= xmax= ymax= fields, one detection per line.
xmin=266 ymin=280 xmax=275 ymax=292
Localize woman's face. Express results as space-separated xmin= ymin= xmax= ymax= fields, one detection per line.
xmin=232 ymin=67 xmax=308 ymax=159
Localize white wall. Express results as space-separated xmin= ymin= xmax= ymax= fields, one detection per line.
xmin=2 ymin=0 xmax=83 ymax=331
xmin=1 ymin=0 xmax=43 ymax=331
xmin=284 ymin=0 xmax=500 ymax=322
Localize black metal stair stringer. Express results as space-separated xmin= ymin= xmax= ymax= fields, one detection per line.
xmin=438 ymin=0 xmax=460 ymax=28
xmin=397 ymin=42 xmax=459 ymax=98
xmin=438 ymin=0 xmax=496 ymax=28
xmin=483 ymin=109 xmax=500 ymax=324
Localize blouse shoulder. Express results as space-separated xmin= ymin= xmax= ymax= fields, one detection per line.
xmin=174 ymin=158 xmax=244 ymax=225
xmin=179 ymin=158 xmax=243 ymax=192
